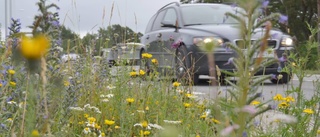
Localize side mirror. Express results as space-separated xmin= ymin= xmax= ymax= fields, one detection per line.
xmin=161 ymin=20 xmax=176 ymax=28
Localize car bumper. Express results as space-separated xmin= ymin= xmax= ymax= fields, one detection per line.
xmin=192 ymin=52 xmax=282 ymax=76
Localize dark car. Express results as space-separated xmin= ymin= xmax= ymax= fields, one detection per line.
xmin=141 ymin=2 xmax=294 ymax=84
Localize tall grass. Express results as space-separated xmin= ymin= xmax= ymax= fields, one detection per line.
xmin=0 ymin=0 xmax=320 ymax=137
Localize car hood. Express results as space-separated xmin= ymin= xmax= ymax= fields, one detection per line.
xmin=184 ymin=24 xmax=284 ymax=41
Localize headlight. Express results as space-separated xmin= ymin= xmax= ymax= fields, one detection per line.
xmin=193 ymin=37 xmax=223 ymax=46
xmin=281 ymin=37 xmax=293 ymax=46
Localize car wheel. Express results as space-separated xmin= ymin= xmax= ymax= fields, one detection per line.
xmin=175 ymin=45 xmax=198 ymax=84
xmin=270 ymin=72 xmax=292 ymax=84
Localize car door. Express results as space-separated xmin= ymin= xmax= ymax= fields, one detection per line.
xmin=142 ymin=10 xmax=166 ymax=69
xmin=157 ymin=8 xmax=180 ymax=76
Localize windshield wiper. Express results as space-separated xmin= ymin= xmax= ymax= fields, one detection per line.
xmin=184 ymin=23 xmax=203 ymax=26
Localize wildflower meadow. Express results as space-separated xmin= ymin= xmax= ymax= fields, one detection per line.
xmin=1 ymin=0 xmax=320 ymax=137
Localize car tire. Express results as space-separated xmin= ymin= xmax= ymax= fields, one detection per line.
xmin=175 ymin=45 xmax=198 ymax=84
xmin=270 ymin=72 xmax=292 ymax=84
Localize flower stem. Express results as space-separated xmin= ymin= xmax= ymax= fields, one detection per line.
xmin=41 ymin=57 xmax=51 ymax=135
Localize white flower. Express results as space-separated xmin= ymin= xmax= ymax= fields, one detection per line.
xmin=83 ymin=127 xmax=91 ymax=134
xmin=163 ymin=120 xmax=182 ymax=124
xmin=137 ymin=110 xmax=145 ymax=113
xmin=149 ymin=123 xmax=164 ymax=130
xmin=55 ymin=46 xmax=63 ymax=52
xmin=102 ymin=99 xmax=109 ymax=102
xmin=86 ymin=122 xmax=96 ymax=128
xmin=84 ymin=104 xmax=91 ymax=108
xmin=83 ymin=104 xmax=101 ymax=113
xmin=100 ymin=95 xmax=106 ymax=98
xmin=205 ymin=109 xmax=211 ymax=116
xmin=269 ymin=113 xmax=297 ymax=123
xmin=69 ymin=107 xmax=84 ymax=111
xmin=7 ymin=101 xmax=17 ymax=105
xmin=107 ymin=85 xmax=116 ymax=90
xmin=106 ymin=94 xmax=114 ymax=98
xmin=134 ymin=123 xmax=151 ymax=129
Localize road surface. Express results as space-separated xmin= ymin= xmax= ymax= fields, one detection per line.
xmin=192 ymin=75 xmax=320 ymax=101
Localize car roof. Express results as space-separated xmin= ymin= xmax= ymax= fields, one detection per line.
xmin=158 ymin=3 xmax=236 ymax=12
xmin=180 ymin=3 xmax=232 ymax=8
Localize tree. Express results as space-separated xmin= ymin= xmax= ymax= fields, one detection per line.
xmin=81 ymin=24 xmax=143 ymax=56
xmin=60 ymin=26 xmax=80 ymax=52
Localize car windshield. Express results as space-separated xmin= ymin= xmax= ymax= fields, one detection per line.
xmin=181 ymin=5 xmax=240 ymax=25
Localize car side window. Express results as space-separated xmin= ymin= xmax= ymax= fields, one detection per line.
xmin=152 ymin=10 xmax=166 ymax=31
xmin=162 ymin=8 xmax=177 ymax=25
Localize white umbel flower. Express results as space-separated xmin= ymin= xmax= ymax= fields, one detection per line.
xmin=163 ymin=120 xmax=182 ymax=124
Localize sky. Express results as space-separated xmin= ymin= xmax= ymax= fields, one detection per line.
xmin=0 ymin=0 xmax=179 ymax=40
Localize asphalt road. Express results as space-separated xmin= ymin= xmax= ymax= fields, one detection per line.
xmin=192 ymin=75 xmax=320 ymax=101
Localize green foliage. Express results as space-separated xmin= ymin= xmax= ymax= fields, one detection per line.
xmin=1 ymin=0 xmax=320 ymax=136
xmin=81 ymin=24 xmax=143 ymax=56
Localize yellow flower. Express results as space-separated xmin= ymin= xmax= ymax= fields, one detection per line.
xmin=139 ymin=70 xmax=146 ymax=76
xmin=172 ymin=82 xmax=181 ymax=87
xmin=84 ymin=114 xmax=89 ymax=118
xmin=143 ymin=130 xmax=151 ymax=136
xmin=126 ymin=98 xmax=135 ymax=103
xmin=100 ymin=133 xmax=106 ymax=137
xmin=7 ymin=118 xmax=13 ymax=122
xmin=20 ymin=35 xmax=50 ymax=59
xmin=184 ymin=103 xmax=191 ymax=108
xmin=104 ymin=119 xmax=115 ymax=126
xmin=88 ymin=117 xmax=96 ymax=122
xmin=78 ymin=121 xmax=84 ymax=125
xmin=142 ymin=121 xmax=148 ymax=128
xmin=0 ymin=83 xmax=2 ymax=87
xmin=292 ymin=62 xmax=296 ymax=67
xmin=9 ymin=81 xmax=16 ymax=87
xmin=284 ymin=96 xmax=295 ymax=102
xmin=303 ymin=109 xmax=314 ymax=114
xmin=273 ymin=94 xmax=283 ymax=101
xmin=31 ymin=130 xmax=40 ymax=137
xmin=212 ymin=118 xmax=221 ymax=124
xmin=145 ymin=106 xmax=149 ymax=111
xmin=196 ymin=134 xmax=200 ymax=137
xmin=95 ymin=124 xmax=101 ymax=130
xmin=8 ymin=69 xmax=15 ymax=75
xmin=185 ymin=93 xmax=192 ymax=98
xmin=64 ymin=81 xmax=70 ymax=86
xmin=317 ymin=129 xmax=320 ymax=134
xmin=115 ymin=125 xmax=121 ymax=129
xmin=130 ymin=71 xmax=138 ymax=77
xmin=151 ymin=58 xmax=158 ymax=65
xmin=142 ymin=53 xmax=152 ymax=59
xmin=278 ymin=102 xmax=289 ymax=108
xmin=200 ymin=115 xmax=206 ymax=119
xmin=250 ymin=100 xmax=261 ymax=105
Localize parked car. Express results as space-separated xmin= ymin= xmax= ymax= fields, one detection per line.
xmin=102 ymin=42 xmax=147 ymax=68
xmin=140 ymin=2 xmax=294 ymax=84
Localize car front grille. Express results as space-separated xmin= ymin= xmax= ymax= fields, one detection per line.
xmin=235 ymin=40 xmax=277 ymax=48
